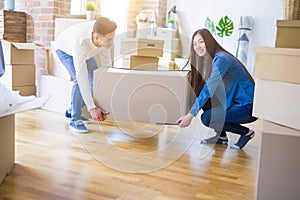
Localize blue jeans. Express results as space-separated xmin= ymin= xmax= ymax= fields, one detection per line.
xmin=201 ymin=103 xmax=258 ymax=137
xmin=56 ymin=49 xmax=98 ymax=121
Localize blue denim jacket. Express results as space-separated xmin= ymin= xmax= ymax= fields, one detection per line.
xmin=0 ymin=41 xmax=5 ymax=76
xmin=189 ymin=51 xmax=255 ymax=116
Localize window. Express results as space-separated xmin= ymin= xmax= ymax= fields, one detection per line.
xmin=70 ymin=0 xmax=87 ymax=15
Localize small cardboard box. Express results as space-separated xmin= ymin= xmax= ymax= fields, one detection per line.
xmin=153 ymin=36 xmax=181 ymax=52
xmin=276 ymin=20 xmax=300 ymax=49
xmin=254 ymin=46 xmax=300 ymax=85
xmin=39 ymin=75 xmax=72 ymax=114
xmin=156 ymin=27 xmax=178 ymax=39
xmin=256 ymin=120 xmax=300 ymax=200
xmin=0 ymin=64 xmax=35 ymax=87
xmin=120 ymin=38 xmax=164 ymax=57
xmin=130 ymin=55 xmax=159 ymax=70
xmin=253 ymin=79 xmax=300 ymax=130
xmin=93 ymin=68 xmax=193 ymax=124
xmin=0 ymin=96 xmax=49 ymax=184
xmin=1 ymin=40 xmax=43 ymax=65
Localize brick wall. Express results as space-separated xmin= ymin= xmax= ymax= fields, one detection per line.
xmin=15 ymin=0 xmax=71 ymax=93
xmin=2 ymin=0 xmax=167 ymax=94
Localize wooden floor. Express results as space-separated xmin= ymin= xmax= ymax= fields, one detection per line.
xmin=0 ymin=109 xmax=262 ymax=200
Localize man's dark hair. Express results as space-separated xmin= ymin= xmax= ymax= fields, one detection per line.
xmin=93 ymin=17 xmax=117 ymax=35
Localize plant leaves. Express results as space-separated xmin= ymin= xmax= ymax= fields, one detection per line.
xmin=205 ymin=17 xmax=216 ymax=36
xmin=216 ymin=15 xmax=234 ymax=38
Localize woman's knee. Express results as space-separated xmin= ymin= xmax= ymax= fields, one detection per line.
xmin=201 ymin=112 xmax=211 ymax=127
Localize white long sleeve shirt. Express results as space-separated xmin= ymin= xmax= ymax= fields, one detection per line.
xmin=55 ymin=20 xmax=112 ymax=111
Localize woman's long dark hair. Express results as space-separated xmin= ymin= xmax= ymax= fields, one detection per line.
xmin=185 ymin=29 xmax=255 ymax=97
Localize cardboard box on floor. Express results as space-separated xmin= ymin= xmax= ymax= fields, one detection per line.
xmin=254 ymin=46 xmax=300 ymax=85
xmin=253 ymin=79 xmax=300 ymax=130
xmin=276 ymin=20 xmax=300 ymax=49
xmin=39 ymin=75 xmax=72 ymax=114
xmin=0 ymin=96 xmax=49 ymax=184
xmin=93 ymin=68 xmax=193 ymax=124
xmin=256 ymin=120 xmax=300 ymax=200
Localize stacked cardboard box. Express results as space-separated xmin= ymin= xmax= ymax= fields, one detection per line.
xmin=154 ymin=27 xmax=182 ymax=67
xmin=254 ymin=20 xmax=300 ymax=200
xmin=0 ymin=40 xmax=43 ymax=96
xmin=0 ymin=10 xmax=26 ymax=42
xmin=120 ymin=38 xmax=164 ymax=70
xmin=275 ymin=20 xmax=300 ymax=48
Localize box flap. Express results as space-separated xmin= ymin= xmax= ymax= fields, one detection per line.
xmin=106 ymin=67 xmax=189 ymax=76
xmin=0 ymin=96 xmax=50 ymax=117
xmin=277 ymin=20 xmax=300 ymax=28
xmin=122 ymin=38 xmax=164 ymax=44
xmin=12 ymin=42 xmax=44 ymax=50
xmin=262 ymin=120 xmax=300 ymax=136
xmin=255 ymin=46 xmax=300 ymax=56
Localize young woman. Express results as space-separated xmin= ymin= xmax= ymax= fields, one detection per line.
xmin=176 ymin=29 xmax=258 ymax=149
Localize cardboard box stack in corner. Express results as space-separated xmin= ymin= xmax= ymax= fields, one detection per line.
xmin=254 ymin=20 xmax=300 ymax=200
xmin=120 ymin=38 xmax=164 ymax=70
xmin=119 ymin=27 xmax=182 ymax=70
xmin=0 ymin=41 xmax=44 ymax=96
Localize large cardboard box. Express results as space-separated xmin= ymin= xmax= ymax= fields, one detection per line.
xmin=50 ymin=41 xmax=72 ymax=81
xmin=50 ymin=41 xmax=103 ymax=81
xmin=39 ymin=75 xmax=72 ymax=114
xmin=254 ymin=46 xmax=300 ymax=84
xmin=1 ymin=40 xmax=43 ymax=65
xmin=130 ymin=55 xmax=159 ymax=70
xmin=54 ymin=18 xmax=88 ymax=40
xmin=253 ymin=79 xmax=300 ymax=130
xmin=93 ymin=68 xmax=193 ymax=124
xmin=120 ymin=38 xmax=164 ymax=57
xmin=276 ymin=20 xmax=300 ymax=49
xmin=0 ymin=64 xmax=35 ymax=87
xmin=0 ymin=96 xmax=48 ymax=184
xmin=256 ymin=120 xmax=300 ymax=200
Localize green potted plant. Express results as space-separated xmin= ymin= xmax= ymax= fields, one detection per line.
xmin=167 ymin=18 xmax=176 ymax=29
xmin=85 ymin=1 xmax=96 ymax=20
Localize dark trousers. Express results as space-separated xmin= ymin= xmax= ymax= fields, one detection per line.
xmin=201 ymin=104 xmax=258 ymax=137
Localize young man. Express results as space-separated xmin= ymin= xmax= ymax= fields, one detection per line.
xmin=55 ymin=17 xmax=117 ymax=133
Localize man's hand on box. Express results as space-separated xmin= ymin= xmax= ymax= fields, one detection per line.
xmin=90 ymin=107 xmax=109 ymax=122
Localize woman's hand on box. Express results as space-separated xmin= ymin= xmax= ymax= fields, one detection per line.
xmin=176 ymin=113 xmax=194 ymax=128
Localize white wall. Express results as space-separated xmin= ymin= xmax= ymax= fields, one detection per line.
xmin=169 ymin=0 xmax=283 ymax=74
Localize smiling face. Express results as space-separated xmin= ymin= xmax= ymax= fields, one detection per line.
xmin=193 ymin=33 xmax=207 ymax=57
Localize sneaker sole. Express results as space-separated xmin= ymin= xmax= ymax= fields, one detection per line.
xmin=65 ymin=116 xmax=90 ymax=124
xmin=69 ymin=125 xmax=88 ymax=133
